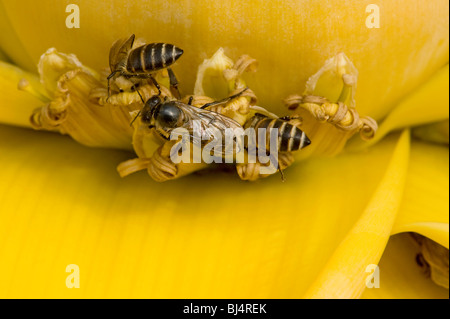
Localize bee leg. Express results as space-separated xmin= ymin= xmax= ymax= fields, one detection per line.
xmin=271 ymin=153 xmax=286 ymax=182
xmin=107 ymin=79 xmax=111 ymax=100
xmin=167 ymin=67 xmax=181 ymax=100
xmin=188 ymin=96 xmax=194 ymax=105
xmin=279 ymin=115 xmax=303 ymax=127
xmin=279 ymin=115 xmax=301 ymax=121
xmin=278 ymin=164 xmax=286 ymax=182
xmin=106 ymin=71 xmax=119 ymax=101
xmin=129 ymin=88 xmax=146 ymax=127
xmin=200 ymin=87 xmax=249 ymax=109
xmin=131 ymin=73 xmax=162 ymax=96
xmin=148 ymin=75 xmax=162 ymax=96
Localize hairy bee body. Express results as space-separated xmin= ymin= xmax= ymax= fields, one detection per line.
xmin=136 ymin=90 xmax=249 ymax=158
xmin=244 ymin=113 xmax=310 ymax=152
xmin=108 ymin=34 xmax=183 ymax=98
xmin=126 ymin=43 xmax=183 ymax=74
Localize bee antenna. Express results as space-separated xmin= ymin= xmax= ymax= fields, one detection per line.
xmin=129 ymin=109 xmax=142 ymax=127
xmin=135 ymin=87 xmax=146 ymax=104
xmin=200 ymin=87 xmax=250 ymax=109
xmin=279 ymin=167 xmax=286 ymax=182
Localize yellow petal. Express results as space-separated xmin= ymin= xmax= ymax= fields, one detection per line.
xmin=0 ymin=1 xmax=447 ymax=119
xmin=0 ymin=60 xmax=48 ymax=127
xmin=0 ymin=48 xmax=10 ymax=63
xmin=303 ymin=129 xmax=410 ymax=299
xmin=353 ymin=65 xmax=449 ymax=149
xmin=0 ymin=1 xmax=34 ymax=70
xmin=0 ymin=123 xmax=413 ymax=298
xmin=412 ymin=120 xmax=449 ymax=145
xmin=361 ymin=234 xmax=449 ymax=299
xmin=392 ymin=140 xmax=449 ymax=248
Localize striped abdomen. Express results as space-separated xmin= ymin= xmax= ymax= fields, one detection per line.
xmin=126 ymin=43 xmax=183 ymax=73
xmin=245 ymin=114 xmax=311 ymax=152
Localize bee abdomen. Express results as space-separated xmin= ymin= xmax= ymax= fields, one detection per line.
xmin=280 ymin=122 xmax=310 ymax=152
xmin=249 ymin=115 xmax=311 ymax=152
xmin=127 ymin=43 xmax=183 ymax=73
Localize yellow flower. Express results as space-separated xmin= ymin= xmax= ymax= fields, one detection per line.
xmin=0 ymin=0 xmax=448 ymax=298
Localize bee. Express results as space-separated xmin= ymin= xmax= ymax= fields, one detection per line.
xmin=243 ymin=113 xmax=311 ymax=153
xmin=134 ymin=89 xmax=249 ymax=158
xmin=107 ymin=34 xmax=184 ymax=99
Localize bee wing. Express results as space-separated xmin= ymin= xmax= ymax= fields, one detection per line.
xmin=173 ymin=103 xmax=244 ymax=156
xmin=109 ymin=34 xmax=135 ymax=71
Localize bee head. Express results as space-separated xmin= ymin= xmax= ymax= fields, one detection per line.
xmin=141 ymin=95 xmax=162 ymax=124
